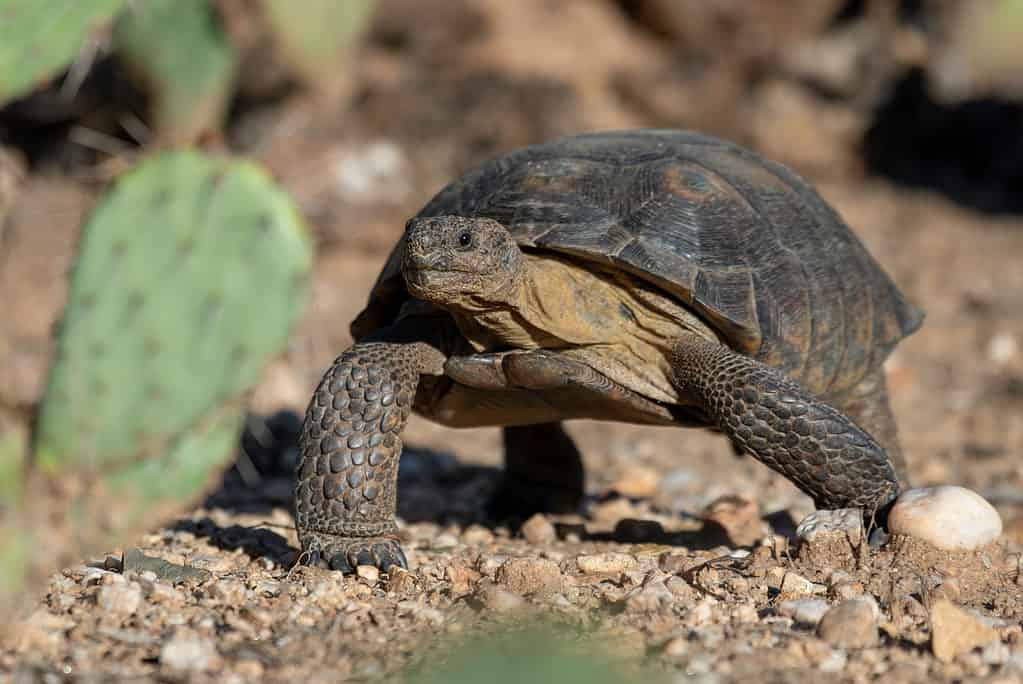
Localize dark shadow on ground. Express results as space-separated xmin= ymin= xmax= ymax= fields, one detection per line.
xmin=168 ymin=517 xmax=297 ymax=567
xmin=199 ymin=410 xmax=503 ymax=526
xmin=864 ymin=67 xmax=1023 ymax=216
xmin=192 ymin=410 xmax=772 ymax=561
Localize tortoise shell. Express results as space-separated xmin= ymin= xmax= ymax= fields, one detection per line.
xmin=353 ymin=130 xmax=922 ymax=396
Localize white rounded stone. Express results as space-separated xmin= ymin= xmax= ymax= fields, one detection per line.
xmin=888 ymin=486 xmax=1002 ymax=550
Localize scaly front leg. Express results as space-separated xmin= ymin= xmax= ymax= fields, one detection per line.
xmin=295 ymin=335 xmax=444 ymax=573
xmin=670 ymin=333 xmax=901 ymax=522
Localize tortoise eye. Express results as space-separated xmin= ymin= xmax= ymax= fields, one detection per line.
xmin=457 ymin=231 xmax=473 ymax=249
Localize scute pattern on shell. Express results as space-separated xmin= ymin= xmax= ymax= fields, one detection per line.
xmin=353 ymin=130 xmax=922 ymax=397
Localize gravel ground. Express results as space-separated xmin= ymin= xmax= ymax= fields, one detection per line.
xmin=3 ymin=1 xmax=1023 ymax=681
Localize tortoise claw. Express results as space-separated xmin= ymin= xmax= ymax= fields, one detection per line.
xmin=300 ymin=532 xmax=408 ymax=574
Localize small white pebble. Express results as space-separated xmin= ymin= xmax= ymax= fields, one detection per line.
xmin=356 ymin=565 xmax=380 ymax=584
xmin=888 ymin=486 xmax=1002 ymax=550
xmin=160 ymin=628 xmax=218 ymax=672
xmin=778 ymin=598 xmax=831 ymax=626
xmin=988 ymin=332 xmax=1018 ymax=365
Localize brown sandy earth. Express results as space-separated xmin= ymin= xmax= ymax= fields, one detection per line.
xmin=3 ymin=1 xmax=1023 ymax=681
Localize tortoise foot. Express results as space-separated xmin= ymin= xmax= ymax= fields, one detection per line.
xmin=488 ymin=422 xmax=584 ymax=523
xmin=301 ymin=531 xmax=408 ymax=574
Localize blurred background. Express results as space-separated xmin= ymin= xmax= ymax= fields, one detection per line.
xmin=1 ymin=0 xmax=1023 ymax=627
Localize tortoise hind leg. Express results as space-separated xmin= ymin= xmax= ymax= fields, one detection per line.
xmin=826 ymin=367 xmax=910 ymax=487
xmin=489 ymin=423 xmax=585 ymax=520
xmin=669 ymin=333 xmax=901 ymax=521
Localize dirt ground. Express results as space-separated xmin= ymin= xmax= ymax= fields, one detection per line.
xmin=3 ymin=1 xmax=1023 ymax=681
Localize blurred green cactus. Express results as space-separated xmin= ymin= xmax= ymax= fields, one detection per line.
xmin=261 ymin=0 xmax=376 ymax=91
xmin=33 ymin=150 xmax=311 ymax=534
xmin=404 ymin=626 xmax=665 ymax=684
xmin=0 ymin=0 xmax=129 ymax=106
xmin=113 ymin=0 xmax=238 ymax=145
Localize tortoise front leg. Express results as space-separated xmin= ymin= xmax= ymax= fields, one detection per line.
xmin=670 ymin=333 xmax=901 ymax=520
xmin=826 ymin=366 xmax=910 ymax=488
xmin=295 ymin=337 xmax=444 ymax=573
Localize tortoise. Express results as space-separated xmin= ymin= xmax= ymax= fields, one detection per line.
xmin=294 ymin=129 xmax=923 ymax=573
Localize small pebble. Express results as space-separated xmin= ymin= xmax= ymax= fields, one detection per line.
xmin=817 ymin=598 xmax=879 ymax=649
xmin=520 ymin=514 xmax=557 ymax=544
xmin=387 ymin=567 xmax=416 ymax=594
xmin=461 ymin=525 xmax=495 ymax=546
xmin=778 ymin=598 xmax=831 ymax=627
xmin=888 ymin=486 xmax=1002 ymax=550
xmin=575 ymin=552 xmax=638 ymax=575
xmin=432 ymin=533 xmax=460 ymax=550
xmin=589 ymin=497 xmax=638 ymax=523
xmin=476 ymin=554 xmax=506 ymax=577
xmin=796 ymin=508 xmax=863 ymax=569
xmin=97 ymin=583 xmax=142 ymax=618
xmin=779 ymin=571 xmax=820 ymax=596
xmin=796 ymin=508 xmax=864 ymax=544
xmin=160 ymin=628 xmax=219 ymax=672
xmin=444 ymin=562 xmax=480 ymax=595
xmin=356 ymin=565 xmax=380 ymax=584
xmin=818 ymin=650 xmax=848 ymax=673
xmin=930 ymin=598 xmax=1000 ymax=663
xmin=982 ymin=640 xmax=1011 ymax=666
xmin=476 ymin=583 xmax=526 ymax=612
xmin=623 ymin=579 xmax=673 ymax=613
xmin=610 ymin=464 xmax=660 ymax=498
xmin=662 ymin=636 xmax=689 ymax=658
xmin=495 ymin=557 xmax=563 ymax=596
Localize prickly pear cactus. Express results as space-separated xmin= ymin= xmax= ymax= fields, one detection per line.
xmin=33 ymin=151 xmax=311 ymax=535
xmin=113 ymin=0 xmax=237 ymax=145
xmin=0 ymin=0 xmax=129 ymax=106
xmin=261 ymin=0 xmax=376 ymax=90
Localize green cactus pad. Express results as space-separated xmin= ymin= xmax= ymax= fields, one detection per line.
xmin=261 ymin=0 xmax=376 ymax=89
xmin=34 ymin=151 xmax=311 ymax=515
xmin=113 ymin=0 xmax=237 ymax=145
xmin=0 ymin=0 xmax=129 ymax=106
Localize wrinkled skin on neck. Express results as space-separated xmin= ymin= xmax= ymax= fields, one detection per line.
xmin=402 ymin=216 xmax=526 ymax=312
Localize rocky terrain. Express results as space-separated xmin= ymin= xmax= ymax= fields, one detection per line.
xmin=3 ymin=1 xmax=1023 ymax=681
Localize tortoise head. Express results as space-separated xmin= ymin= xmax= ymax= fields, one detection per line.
xmin=402 ymin=216 xmax=525 ymax=310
